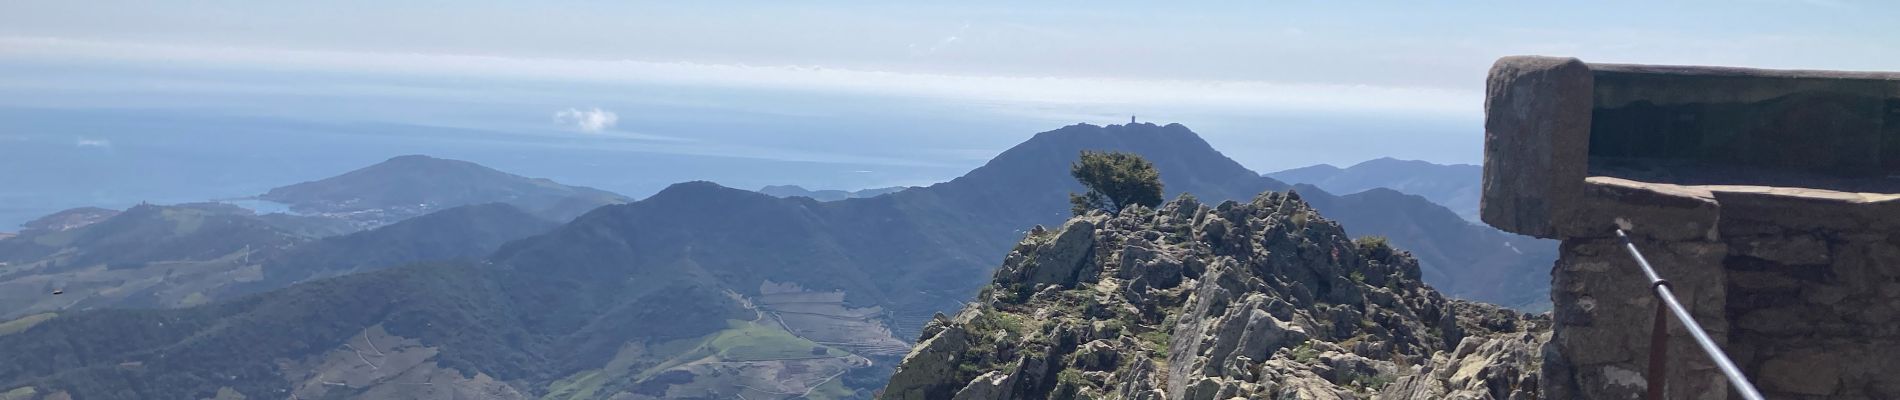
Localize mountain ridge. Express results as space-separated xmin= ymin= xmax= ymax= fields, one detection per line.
xmin=759 ymin=185 xmax=912 ymax=201
xmin=0 ymin=122 xmax=1554 ymax=399
xmin=1265 ymin=157 xmax=1483 ymax=223
xmin=260 ymin=154 xmax=630 ymax=225
xmin=880 ymin=190 xmax=1547 ymax=399
xmin=0 ymin=201 xmax=560 ymax=321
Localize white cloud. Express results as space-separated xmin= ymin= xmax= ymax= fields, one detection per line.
xmin=75 ymin=138 xmax=111 ymax=147
xmin=553 ymin=107 xmax=618 ymax=133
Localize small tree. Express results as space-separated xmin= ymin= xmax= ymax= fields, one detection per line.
xmin=1069 ymin=151 xmax=1164 ymax=215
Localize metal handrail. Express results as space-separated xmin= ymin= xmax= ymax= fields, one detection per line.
xmin=1615 ymin=229 xmax=1766 ymax=400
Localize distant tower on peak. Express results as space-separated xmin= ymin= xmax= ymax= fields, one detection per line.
xmin=1130 ymin=115 xmax=1137 ymax=124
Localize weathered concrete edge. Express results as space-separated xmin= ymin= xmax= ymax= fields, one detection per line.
xmin=1481 ymin=55 xmax=1593 ymax=239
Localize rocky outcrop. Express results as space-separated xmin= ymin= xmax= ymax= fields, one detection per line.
xmin=1379 ymin=329 xmax=1546 ymax=400
xmin=882 ymin=191 xmax=1549 ymax=399
xmin=885 ymin=312 xmax=980 ymax=400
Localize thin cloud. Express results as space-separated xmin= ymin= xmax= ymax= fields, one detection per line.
xmin=0 ymin=37 xmax=1481 ymax=117
xmin=75 ymin=138 xmax=111 ymax=148
xmin=909 ymin=22 xmax=971 ymax=56
xmin=553 ymin=107 xmax=618 ymax=133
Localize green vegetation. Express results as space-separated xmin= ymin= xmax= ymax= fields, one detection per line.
xmin=593 ymin=318 xmax=850 ymax=399
xmin=972 ymin=310 xmax=1029 ymax=338
xmin=259 ymin=154 xmax=629 ymax=222
xmin=240 ymin=203 xmax=557 ymax=296
xmin=0 ymin=386 xmax=36 ymax=400
xmin=160 ymin=208 xmax=207 ymax=235
xmin=29 ymin=229 xmax=79 ymax=247
xmin=1055 ymin=368 xmax=1093 ymax=391
xmin=543 ymin=370 xmax=609 ymax=400
xmin=1292 ymin=341 xmax=1319 ymax=364
xmin=707 ymin=320 xmax=835 ymax=361
xmin=804 ymin=378 xmax=855 ymax=400
xmin=624 ymin=333 xmax=727 ymax=384
xmin=953 ymin=310 xmax=1039 ymax=380
xmin=0 ymin=261 xmax=533 ymax=399
xmin=1098 ymin=319 xmax=1125 ymax=338
xmin=1069 ymin=151 xmax=1165 ymax=215
xmin=0 ymin=313 xmax=56 ymax=336
xmin=179 ymin=292 xmax=210 ymax=307
xmin=1137 ymin=329 xmax=1171 ymax=359
xmin=1343 ymin=370 xmax=1396 ymax=392
xmin=1355 ymin=235 xmax=1395 ymax=260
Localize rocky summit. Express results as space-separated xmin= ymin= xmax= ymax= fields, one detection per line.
xmin=881 ymin=191 xmax=1549 ymax=400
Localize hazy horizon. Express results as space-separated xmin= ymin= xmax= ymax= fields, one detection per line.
xmin=3 ymin=0 xmax=1894 ymax=227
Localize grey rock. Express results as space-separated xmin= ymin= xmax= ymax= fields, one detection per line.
xmin=1073 ymin=340 xmax=1121 ymax=372
xmin=883 ymin=192 xmax=1549 ymax=400
xmin=951 ymin=371 xmax=1015 ymax=400
xmin=884 ymin=313 xmax=975 ymax=400
xmin=1026 ymin=219 xmax=1099 ymax=288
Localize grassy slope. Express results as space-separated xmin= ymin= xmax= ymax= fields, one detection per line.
xmin=0 ymin=313 xmax=56 ymax=336
xmin=542 ymin=318 xmax=851 ymax=400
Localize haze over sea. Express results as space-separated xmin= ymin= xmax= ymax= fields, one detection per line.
xmin=7 ymin=0 xmax=1887 ymax=228
xmin=0 ymin=60 xmax=1478 ymax=228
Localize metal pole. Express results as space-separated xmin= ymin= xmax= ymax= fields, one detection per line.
xmin=1615 ymin=229 xmax=1766 ymax=400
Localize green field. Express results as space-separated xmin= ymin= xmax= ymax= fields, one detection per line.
xmin=708 ymin=320 xmax=836 ymax=361
xmin=0 ymin=313 xmax=57 ymax=336
xmin=543 ymin=369 xmax=609 ymax=400
xmin=803 ymin=377 xmax=855 ymax=400
xmin=544 ymin=319 xmax=853 ymax=399
xmin=0 ymin=386 xmax=38 ymax=400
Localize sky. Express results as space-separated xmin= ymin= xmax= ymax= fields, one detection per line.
xmin=0 ymin=0 xmax=1895 ymax=226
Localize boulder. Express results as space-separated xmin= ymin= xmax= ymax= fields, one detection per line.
xmin=951 ymin=371 xmax=1015 ymax=400
xmin=1073 ymin=340 xmax=1122 ymax=372
xmin=883 ymin=317 xmax=974 ymax=400
xmin=1026 ymin=219 xmax=1099 ymax=288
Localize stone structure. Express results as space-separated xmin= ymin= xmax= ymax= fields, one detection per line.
xmin=1482 ymin=56 xmax=1900 ymax=399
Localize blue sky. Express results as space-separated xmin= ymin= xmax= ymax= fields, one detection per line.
xmin=0 ymin=1 xmax=1894 ymax=226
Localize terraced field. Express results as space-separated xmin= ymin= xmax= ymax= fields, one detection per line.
xmin=755 ymin=281 xmax=912 ymax=357
xmin=542 ymin=285 xmax=887 ymax=399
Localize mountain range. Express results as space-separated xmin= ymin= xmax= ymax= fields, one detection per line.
xmin=1265 ymin=158 xmax=1483 ymax=223
xmin=0 ymin=122 xmax=1554 ymax=399
xmin=0 ymin=155 xmax=623 ymax=320
xmin=758 ymin=185 xmax=912 ymax=202
xmin=0 ymin=201 xmax=557 ymax=321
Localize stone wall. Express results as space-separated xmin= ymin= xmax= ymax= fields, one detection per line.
xmin=1542 ymin=178 xmax=1730 ymax=400
xmin=1483 ymin=56 xmax=1900 ymax=399
xmin=1717 ymin=189 xmax=1900 ymax=398
xmin=1541 ymin=177 xmax=1900 ymax=399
